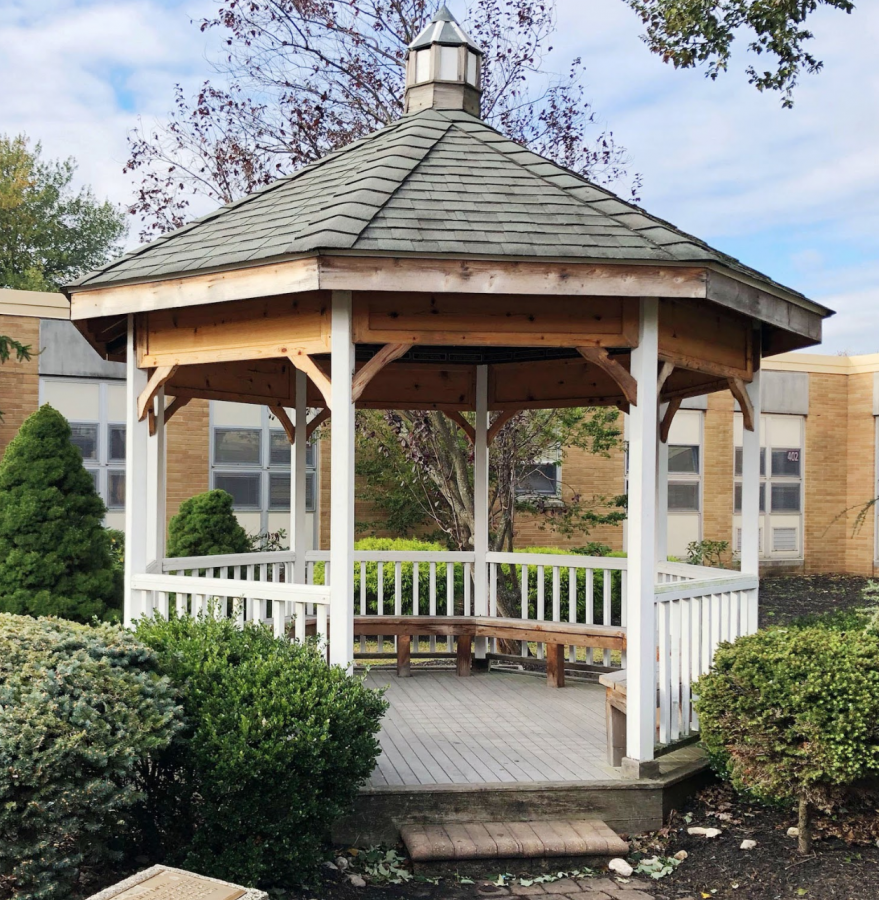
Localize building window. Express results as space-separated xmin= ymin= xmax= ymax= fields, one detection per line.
xmin=40 ymin=378 xmax=126 ymax=516
xmin=516 ymin=460 xmax=561 ymax=497
xmin=668 ymin=443 xmax=701 ymax=512
xmin=210 ymin=404 xmax=317 ymax=533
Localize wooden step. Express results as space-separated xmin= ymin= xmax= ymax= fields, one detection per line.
xmin=401 ymin=819 xmax=628 ymax=862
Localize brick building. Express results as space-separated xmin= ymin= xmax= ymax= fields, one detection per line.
xmin=2 ymin=289 xmax=875 ymax=575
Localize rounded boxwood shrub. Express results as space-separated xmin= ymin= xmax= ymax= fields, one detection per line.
xmin=695 ymin=625 xmax=879 ymax=853
xmin=0 ymin=615 xmax=180 ymax=900
xmin=166 ymin=489 xmax=250 ymax=558
xmin=0 ymin=405 xmax=121 ymax=621
xmin=134 ymin=615 xmax=387 ymax=886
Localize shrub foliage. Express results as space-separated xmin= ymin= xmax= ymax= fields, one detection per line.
xmin=166 ymin=489 xmax=250 ymax=558
xmin=0 ymin=405 xmax=121 ymax=621
xmin=135 ymin=615 xmax=387 ymax=885
xmin=0 ymin=615 xmax=180 ymax=900
xmin=696 ymin=625 xmax=879 ymax=851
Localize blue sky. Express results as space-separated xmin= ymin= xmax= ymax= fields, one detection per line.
xmin=2 ymin=0 xmax=876 ymax=354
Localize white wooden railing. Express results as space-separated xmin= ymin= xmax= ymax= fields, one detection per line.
xmin=151 ymin=547 xmax=759 ymax=750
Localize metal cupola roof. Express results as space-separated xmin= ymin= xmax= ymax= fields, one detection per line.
xmin=409 ymin=5 xmax=482 ymax=53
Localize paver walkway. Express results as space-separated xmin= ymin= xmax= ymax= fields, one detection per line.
xmin=477 ymin=877 xmax=656 ymax=899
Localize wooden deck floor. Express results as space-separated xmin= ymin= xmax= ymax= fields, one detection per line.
xmin=363 ymin=667 xmax=622 ymax=787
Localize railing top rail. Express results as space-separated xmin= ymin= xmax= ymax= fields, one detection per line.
xmin=133 ymin=573 xmax=330 ymax=605
xmin=656 ymin=560 xmax=733 ymax=580
xmin=654 ymin=572 xmax=759 ymax=602
xmin=486 ymin=551 xmax=628 ymax=570
xmin=162 ymin=550 xmax=295 ymax=571
xmin=351 ymin=550 xmax=476 ymax=563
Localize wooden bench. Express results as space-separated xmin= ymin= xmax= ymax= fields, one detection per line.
xmin=598 ymin=670 xmax=628 ymax=767
xmin=353 ymin=615 xmax=626 ymax=688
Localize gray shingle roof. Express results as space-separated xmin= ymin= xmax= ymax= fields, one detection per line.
xmin=72 ymin=107 xmax=803 ymax=299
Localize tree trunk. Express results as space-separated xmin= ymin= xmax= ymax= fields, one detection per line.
xmin=798 ymin=796 xmax=812 ymax=855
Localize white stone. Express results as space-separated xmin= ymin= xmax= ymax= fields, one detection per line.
xmin=787 ymin=827 xmax=800 ymax=838
xmin=673 ymin=850 xmax=689 ymax=861
xmin=322 ymin=861 xmax=338 ymax=871
xmin=335 ymin=857 xmax=349 ymax=871
xmin=608 ymin=858 xmax=634 ymax=878
xmin=347 ymin=874 xmax=366 ymax=888
xmin=687 ymin=827 xmax=722 ymax=838
xmin=740 ymin=840 xmax=757 ymax=851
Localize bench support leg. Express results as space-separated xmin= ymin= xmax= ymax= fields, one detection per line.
xmin=546 ymin=643 xmax=565 ymax=688
xmin=397 ymin=635 xmax=411 ymax=678
xmin=607 ymin=698 xmax=626 ymax=767
xmin=456 ymin=635 xmax=472 ymax=676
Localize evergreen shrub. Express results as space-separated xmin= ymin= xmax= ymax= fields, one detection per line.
xmin=166 ymin=489 xmax=250 ymax=558
xmin=0 ymin=615 xmax=180 ymax=900
xmin=695 ymin=625 xmax=879 ymax=852
xmin=135 ymin=615 xmax=387 ymax=886
xmin=0 ymin=405 xmax=121 ymax=621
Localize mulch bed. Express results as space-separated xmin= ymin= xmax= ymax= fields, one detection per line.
xmin=759 ymin=573 xmax=872 ymax=627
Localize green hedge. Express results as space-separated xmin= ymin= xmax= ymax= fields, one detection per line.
xmin=135 ymin=615 xmax=387 ymax=886
xmin=0 ymin=616 xmax=180 ymax=900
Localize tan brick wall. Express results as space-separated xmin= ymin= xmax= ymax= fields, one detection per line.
xmin=0 ymin=316 xmax=41 ymax=457
xmin=843 ymin=372 xmax=876 ymax=575
xmin=803 ymin=373 xmax=849 ymax=574
xmin=701 ymin=393 xmax=735 ymax=564
xmin=165 ymin=399 xmax=210 ymax=522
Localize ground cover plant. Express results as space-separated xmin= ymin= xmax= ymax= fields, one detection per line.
xmin=0 ymin=406 xmax=122 ymax=621
xmin=134 ymin=615 xmax=387 ymax=887
xmin=0 ymin=615 xmax=180 ymax=900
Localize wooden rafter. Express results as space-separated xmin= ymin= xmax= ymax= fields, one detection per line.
xmin=577 ymin=347 xmax=638 ymax=406
xmin=728 ymin=377 xmax=755 ymax=431
xmin=352 ymin=343 xmax=412 ymax=402
xmin=487 ymin=410 xmax=517 ymax=445
xmin=269 ymin=405 xmax=296 ymax=443
xmin=657 ymin=361 xmax=675 ymax=397
xmin=288 ymin=353 xmax=332 ymax=409
xmin=444 ymin=410 xmax=475 ymax=444
xmin=137 ymin=365 xmax=177 ymax=421
xmin=660 ymin=397 xmax=682 ymax=444
xmin=306 ymin=408 xmax=331 ymax=439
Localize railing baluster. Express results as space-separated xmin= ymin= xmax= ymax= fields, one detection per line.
xmin=536 ymin=565 xmax=545 ymax=660
xmin=359 ymin=562 xmax=367 ymax=654
xmin=521 ymin=564 xmax=529 ymax=657
xmin=429 ymin=562 xmax=437 ymax=654
xmin=568 ymin=567 xmax=577 ymax=663
xmin=585 ymin=569 xmax=594 ymax=666
xmin=446 ymin=563 xmax=454 ymax=653
xmin=464 ymin=562 xmax=471 ymax=617
xmin=657 ymin=600 xmax=670 ymax=745
xmin=488 ymin=563 xmax=497 ymax=653
xmin=602 ymin=568 xmax=612 ymax=667
xmin=377 ymin=562 xmax=384 ymax=654
xmin=670 ymin=598 xmax=682 ymax=742
xmin=412 ymin=562 xmax=419 ymax=653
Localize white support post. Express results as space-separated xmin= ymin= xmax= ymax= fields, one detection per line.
xmin=625 ymin=298 xmax=660 ymax=771
xmin=473 ymin=365 xmax=489 ymax=658
xmin=740 ymin=367 xmax=762 ymax=632
xmin=656 ymin=406 xmax=669 ymax=564
xmin=329 ymin=290 xmax=355 ymax=671
xmin=146 ymin=386 xmax=166 ymax=569
xmin=291 ymin=369 xmax=308 ymax=585
xmin=124 ymin=315 xmax=150 ymax=629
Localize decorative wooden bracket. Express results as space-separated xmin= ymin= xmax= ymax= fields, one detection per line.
xmin=577 ymin=347 xmax=638 ymax=407
xmin=306 ymin=408 xmax=331 ymax=440
xmin=657 ymin=361 xmax=675 ymax=397
xmin=487 ymin=410 xmax=517 ymax=445
xmin=444 ymin=410 xmax=475 ymax=444
xmin=269 ymin=405 xmax=296 ymax=443
xmin=352 ymin=343 xmax=412 ymax=402
xmin=138 ymin=365 xmax=177 ymax=421
xmin=728 ymin=377 xmax=755 ymax=432
xmin=149 ymin=394 xmax=191 ymax=437
xmin=288 ymin=352 xmax=332 ymax=409
xmin=660 ymin=397 xmax=682 ymax=444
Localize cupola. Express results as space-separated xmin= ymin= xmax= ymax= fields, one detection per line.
xmin=404 ymin=5 xmax=483 ymax=116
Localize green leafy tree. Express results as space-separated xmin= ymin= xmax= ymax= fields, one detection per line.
xmin=166 ymin=489 xmax=251 ymax=558
xmin=624 ymin=0 xmax=856 ymax=107
xmin=0 ymin=405 xmax=121 ymax=622
xmin=0 ymin=134 xmax=126 ymax=291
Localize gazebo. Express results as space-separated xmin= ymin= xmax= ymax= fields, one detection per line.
xmin=66 ymin=6 xmax=830 ymax=802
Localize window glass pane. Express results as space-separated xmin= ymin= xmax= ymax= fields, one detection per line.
xmin=415 ymin=48 xmax=431 ymax=82
xmin=108 ymin=470 xmax=125 ymax=508
xmin=306 ymin=440 xmax=316 ymax=470
xmin=70 ymin=424 xmax=98 ymax=460
xmin=668 ymin=482 xmax=699 ymax=512
xmin=668 ymin=445 xmax=699 ymax=474
xmin=214 ymin=473 xmax=261 ymax=508
xmin=517 ymin=463 xmax=558 ymax=496
xmin=269 ymin=430 xmax=290 ymax=466
xmin=85 ymin=468 xmax=99 ymax=493
xmin=269 ymin=472 xmax=290 ymax=510
xmin=306 ymin=472 xmax=316 ymax=512
xmin=214 ymin=429 xmax=261 ymax=465
xmin=734 ymin=447 xmax=766 ymax=477
xmin=771 ymin=483 xmax=801 ymax=512
xmin=771 ymin=448 xmax=801 ymax=478
xmin=466 ymin=49 xmax=478 ymax=85
xmin=734 ymin=482 xmax=765 ymax=513
xmin=108 ymin=425 xmax=126 ymax=462
xmin=439 ymin=45 xmax=458 ymax=80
